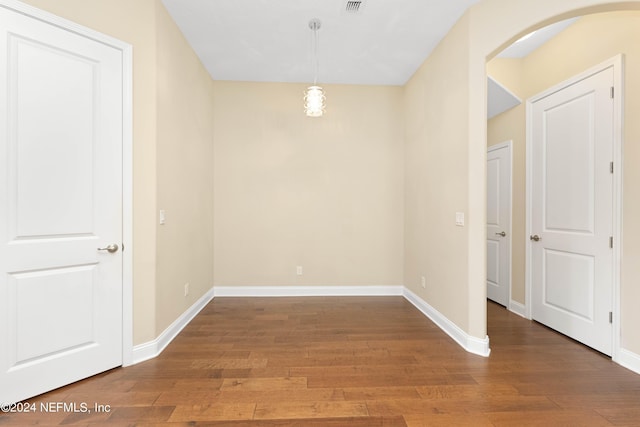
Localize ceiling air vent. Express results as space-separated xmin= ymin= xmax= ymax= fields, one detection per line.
xmin=344 ymin=0 xmax=365 ymax=14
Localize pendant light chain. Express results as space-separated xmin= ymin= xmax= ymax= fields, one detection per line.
xmin=304 ymin=18 xmax=326 ymax=117
xmin=312 ymin=21 xmax=319 ymax=85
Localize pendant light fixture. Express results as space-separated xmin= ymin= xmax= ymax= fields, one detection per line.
xmin=304 ymin=18 xmax=325 ymax=117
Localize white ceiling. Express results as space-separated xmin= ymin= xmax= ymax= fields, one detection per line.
xmin=498 ymin=18 xmax=578 ymax=58
xmin=161 ymin=0 xmax=481 ymax=86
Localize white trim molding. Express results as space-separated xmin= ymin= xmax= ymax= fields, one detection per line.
xmin=120 ymin=26 xmax=134 ymax=369
xmin=131 ymin=285 xmax=489 ymax=364
xmin=403 ymin=288 xmax=491 ymax=357
xmin=213 ymin=285 xmax=404 ymax=297
xmin=616 ymin=348 xmax=640 ymax=376
xmin=132 ymin=287 xmax=215 ymax=364
xmin=508 ymin=300 xmax=527 ymax=319
xmin=127 ymin=285 xmax=639 ymax=371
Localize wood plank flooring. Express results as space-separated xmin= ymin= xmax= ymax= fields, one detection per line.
xmin=2 ymin=297 xmax=640 ymax=426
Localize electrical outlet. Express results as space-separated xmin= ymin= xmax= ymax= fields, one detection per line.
xmin=184 ymin=282 xmax=189 ymax=297
xmin=421 ymin=276 xmax=426 ymax=289
xmin=296 ymin=266 xmax=303 ymax=276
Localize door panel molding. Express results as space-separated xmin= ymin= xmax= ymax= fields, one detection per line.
xmin=526 ymin=54 xmax=622 ymax=360
xmin=0 ymin=0 xmax=133 ymax=392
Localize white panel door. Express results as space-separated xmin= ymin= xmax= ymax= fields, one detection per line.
xmin=487 ymin=143 xmax=511 ymax=306
xmin=0 ymin=5 xmax=123 ymax=403
xmin=530 ymin=67 xmax=613 ymax=355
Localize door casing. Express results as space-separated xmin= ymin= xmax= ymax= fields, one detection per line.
xmin=525 ymin=54 xmax=623 ymax=361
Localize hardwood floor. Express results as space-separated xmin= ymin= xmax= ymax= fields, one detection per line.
xmin=2 ymin=297 xmax=640 ymax=426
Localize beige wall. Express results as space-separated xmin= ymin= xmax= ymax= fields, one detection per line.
xmin=21 ymin=0 xmax=216 ymax=344
xmin=213 ymin=82 xmax=404 ymax=287
xmin=488 ymin=11 xmax=640 ymax=349
xmin=155 ymin=4 xmax=215 ymax=333
xmin=404 ymin=12 xmax=473 ymax=333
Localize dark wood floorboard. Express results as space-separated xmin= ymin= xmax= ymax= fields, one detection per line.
xmin=2 ymin=297 xmax=640 ymax=426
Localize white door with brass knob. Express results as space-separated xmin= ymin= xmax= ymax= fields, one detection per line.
xmin=529 ymin=61 xmax=616 ymax=356
xmin=0 ymin=3 xmax=126 ymax=403
xmin=487 ymin=142 xmax=511 ymax=307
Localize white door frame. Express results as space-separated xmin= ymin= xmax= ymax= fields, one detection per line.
xmin=2 ymin=0 xmax=134 ymax=366
xmin=525 ymin=54 xmax=623 ymax=361
xmin=487 ymin=141 xmax=513 ymax=308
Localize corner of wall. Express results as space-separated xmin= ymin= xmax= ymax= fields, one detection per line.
xmin=153 ymin=0 xmax=216 ymax=337
xmin=403 ymin=288 xmax=490 ymax=357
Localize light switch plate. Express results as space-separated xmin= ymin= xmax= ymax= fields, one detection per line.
xmin=455 ymin=212 xmax=465 ymax=226
xmin=159 ymin=209 xmax=166 ymax=225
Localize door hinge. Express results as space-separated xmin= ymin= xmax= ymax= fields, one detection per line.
xmin=609 ymin=311 xmax=613 ymax=324
xmin=610 ymin=162 xmax=614 ymax=174
xmin=609 ymin=236 xmax=613 ymax=249
xmin=610 ymin=86 xmax=614 ymax=98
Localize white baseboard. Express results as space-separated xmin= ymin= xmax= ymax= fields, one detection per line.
xmin=131 ymin=287 xmax=215 ymax=365
xmin=616 ymin=348 xmax=640 ymax=376
xmin=213 ymin=285 xmax=404 ymax=297
xmin=404 ymin=288 xmax=491 ymax=357
xmin=127 ymin=285 xmax=640 ymax=373
xmin=131 ymin=285 xmax=493 ymax=365
xmin=509 ymin=300 xmax=527 ymax=318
